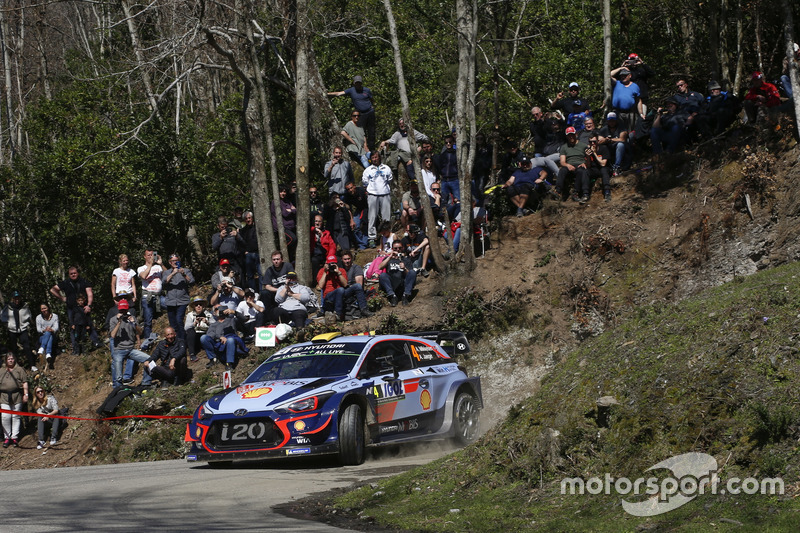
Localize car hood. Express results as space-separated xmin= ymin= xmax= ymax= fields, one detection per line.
xmin=218 ymin=377 xmax=341 ymax=412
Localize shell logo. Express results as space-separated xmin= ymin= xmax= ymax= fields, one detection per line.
xmin=420 ymin=389 xmax=432 ymax=411
xmin=294 ymin=420 xmax=306 ymax=431
xmin=241 ymin=387 xmax=273 ymax=399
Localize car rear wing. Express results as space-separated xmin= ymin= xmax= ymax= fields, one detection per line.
xmin=409 ymin=330 xmax=471 ymax=356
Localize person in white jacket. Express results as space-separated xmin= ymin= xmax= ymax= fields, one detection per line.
xmin=362 ymin=151 xmax=394 ymax=247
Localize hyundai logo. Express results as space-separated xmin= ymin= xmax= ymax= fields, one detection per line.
xmin=233 ymin=409 xmax=248 ymax=417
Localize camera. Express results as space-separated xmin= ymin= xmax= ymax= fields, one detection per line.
xmin=176 ymin=261 xmax=182 ymax=269
xmin=227 ymin=225 xmax=237 ymax=233
xmin=327 ymin=263 xmax=336 ymax=272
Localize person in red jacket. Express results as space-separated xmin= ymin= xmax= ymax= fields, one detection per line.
xmin=744 ymin=71 xmax=781 ymax=123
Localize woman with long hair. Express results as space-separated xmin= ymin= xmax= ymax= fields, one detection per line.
xmin=31 ymin=386 xmax=60 ymax=449
xmin=35 ymin=303 xmax=59 ymax=368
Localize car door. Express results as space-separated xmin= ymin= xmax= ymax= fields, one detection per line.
xmin=406 ymin=339 xmax=458 ymax=433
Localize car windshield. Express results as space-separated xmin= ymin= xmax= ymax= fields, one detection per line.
xmin=243 ymin=343 xmax=364 ymax=383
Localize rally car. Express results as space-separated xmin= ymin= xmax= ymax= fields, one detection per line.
xmin=185 ymin=331 xmax=482 ymax=466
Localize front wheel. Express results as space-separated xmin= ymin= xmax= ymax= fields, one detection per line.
xmin=338 ymin=403 xmax=366 ymax=465
xmin=452 ymin=391 xmax=480 ymax=445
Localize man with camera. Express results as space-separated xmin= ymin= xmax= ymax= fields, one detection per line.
xmin=137 ymin=249 xmax=163 ymax=346
xmin=109 ymin=299 xmax=153 ymax=388
xmin=650 ymin=97 xmax=686 ymax=155
xmin=200 ymin=304 xmax=246 ymax=370
xmin=400 ymin=224 xmax=431 ymax=277
xmin=317 ymin=256 xmax=347 ymax=322
xmin=212 ymin=215 xmax=244 ymax=277
xmin=274 ymin=271 xmax=313 ymax=327
xmin=325 ymin=146 xmax=354 ymax=196
xmin=378 ymin=243 xmax=418 ymax=307
xmin=210 ymin=276 xmax=245 ymax=315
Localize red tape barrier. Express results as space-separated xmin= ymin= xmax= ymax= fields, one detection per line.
xmin=0 ymin=407 xmax=191 ymax=421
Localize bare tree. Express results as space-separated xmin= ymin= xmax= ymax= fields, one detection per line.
xmin=294 ymin=0 xmax=312 ymax=283
xmin=781 ymin=0 xmax=800 ymax=135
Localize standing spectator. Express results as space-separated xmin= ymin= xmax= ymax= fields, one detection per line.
xmin=378 ymin=242 xmax=418 ymax=307
xmin=323 ymin=192 xmax=357 ymax=252
xmin=340 ymin=110 xmax=370 ymax=168
xmin=137 ymin=248 xmax=163 ymax=344
xmin=309 ymin=186 xmax=324 ymax=219
xmin=343 ymin=181 xmax=369 ymax=250
xmin=362 ymin=151 xmax=394 ymax=248
xmin=70 ymin=293 xmax=99 ymax=355
xmin=744 ymin=71 xmax=781 ymax=123
xmin=585 ymin=134 xmax=612 ymax=202
xmin=624 ymin=53 xmax=655 ymax=114
xmin=566 ymin=100 xmax=593 ymax=132
xmin=1 ymin=352 xmax=28 ymax=448
xmin=35 ymin=303 xmax=59 ymax=369
xmin=212 ymin=216 xmax=245 ymax=276
xmin=239 ymin=211 xmax=260 ymax=292
xmin=329 ymin=75 xmax=377 ymax=152
xmin=609 ymin=66 xmax=643 ymax=132
xmin=781 ymin=43 xmax=800 ymax=99
xmin=270 ymin=186 xmax=298 ymax=261
xmin=32 ymin=386 xmax=60 ymax=448
xmin=110 ymin=254 xmax=137 ymax=302
xmin=184 ymin=297 xmax=213 ymax=362
xmin=437 ymin=136 xmax=460 ymax=204
xmin=379 ymin=118 xmax=429 ymax=180
xmin=529 ymin=107 xmax=549 ymax=156
xmin=148 ymin=327 xmax=188 ymax=387
xmin=162 ymin=254 xmax=194 ymax=341
xmin=105 ymin=291 xmax=138 ymax=383
xmin=109 ymin=299 xmax=152 ymax=388
xmin=274 ymin=272 xmax=313 ymax=328
xmin=229 ymin=207 xmax=246 ymax=229
xmin=325 ymin=146 xmax=354 ymax=196
xmin=310 ymin=214 xmax=334 ymax=278
xmin=50 ymin=266 xmax=99 ymax=351
xmin=420 ymin=155 xmax=439 ymax=197
xmin=551 ymin=82 xmax=590 ymax=116
xmin=1 ymin=291 xmax=35 ymax=370
xmin=472 ymin=133 xmax=493 ymax=193
xmin=557 ymin=127 xmax=590 ymax=204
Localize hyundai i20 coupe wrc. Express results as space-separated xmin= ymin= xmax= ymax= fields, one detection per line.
xmin=185 ymin=331 xmax=482 ymax=466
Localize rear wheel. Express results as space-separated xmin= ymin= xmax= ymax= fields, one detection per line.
xmin=338 ymin=403 xmax=366 ymax=465
xmin=453 ymin=391 xmax=479 ymax=445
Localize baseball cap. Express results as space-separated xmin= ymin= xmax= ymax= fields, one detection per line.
xmin=11 ymin=290 xmax=20 ymax=298
xmin=618 ymin=68 xmax=631 ymax=77
xmin=606 ymin=112 xmax=618 ymax=120
xmin=286 ymin=271 xmax=298 ymax=279
xmin=117 ymin=299 xmax=130 ymax=310
xmin=520 ymin=155 xmax=531 ymax=165
xmin=219 ymin=258 xmax=231 ymax=266
xmin=569 ymin=82 xmax=579 ymax=89
xmin=190 ymin=297 xmax=207 ymax=306
xmin=751 ymin=71 xmax=763 ymax=80
xmin=221 ymin=276 xmax=234 ymax=285
xmin=409 ymin=224 xmax=420 ymax=233
xmin=565 ymin=126 xmax=577 ymax=135
xmin=353 ymin=75 xmax=363 ymax=83
xmin=628 ymin=53 xmax=639 ymax=59
xmin=707 ymin=81 xmax=722 ymax=91
xmin=326 ymin=255 xmax=338 ymax=264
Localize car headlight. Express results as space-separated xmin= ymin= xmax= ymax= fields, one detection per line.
xmin=286 ymin=392 xmax=335 ymax=413
xmin=197 ymin=402 xmax=213 ymax=420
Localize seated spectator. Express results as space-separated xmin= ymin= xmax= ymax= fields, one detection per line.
xmin=378 ymin=220 xmax=398 ymax=254
xmin=111 ymin=254 xmax=137 ymax=303
xmin=651 ymin=97 xmax=686 ymax=155
xmin=453 ymin=199 xmax=489 ymax=256
xmin=109 ymin=299 xmax=152 ymax=387
xmin=35 ymin=303 xmax=59 ymax=369
xmin=201 ymin=305 xmax=247 ymax=370
xmin=1 ymin=352 xmax=28 ymax=448
xmin=541 ymin=117 xmax=567 ymax=174
xmin=380 ymin=118 xmax=429 ymax=180
xmin=1 ymin=291 xmax=35 ymax=370
xmin=578 ymin=117 xmax=598 ymax=144
xmin=503 ymin=156 xmax=553 ymax=216
xmin=673 ymin=79 xmax=704 ymax=131
xmin=343 ymin=181 xmax=369 ymax=250
xmin=32 ymin=386 xmax=60 ymax=449
xmin=210 ymin=276 xmax=245 ymax=313
xmin=696 ymin=81 xmax=741 ymax=137
xmin=401 ymin=181 xmax=424 ymax=229
xmin=317 ymin=255 xmax=349 ymax=322
xmin=499 ymin=139 xmax=526 ymax=184
xmin=274 ymin=271 xmax=313 ymax=327
xmin=69 ymin=293 xmax=100 ymax=357
xmin=566 ymin=99 xmax=593 ymax=132
xmin=148 ymin=327 xmax=188 ymax=387
xmin=341 ymin=250 xmax=374 ymax=319
xmin=584 ymin=134 xmax=612 ymax=202
xmin=211 ymin=258 xmax=238 ymax=292
xmin=162 ymin=253 xmax=194 ymax=341
xmin=597 ymin=112 xmax=629 ymax=175
xmin=323 ymin=192 xmax=357 ymax=251
xmin=184 ymin=297 xmax=213 ymax=362
xmin=401 ymin=224 xmax=431 ymax=277
xmin=529 ymin=106 xmax=549 ymax=156
xmin=261 ymin=250 xmax=294 ymax=321
xmin=235 ymin=288 xmax=264 ymax=341
xmin=744 ymin=71 xmax=781 ymax=123
xmin=378 ymin=242 xmax=418 ymax=307
xmin=551 ymin=82 xmax=590 ymax=116
xmin=556 ymin=127 xmax=590 ymax=204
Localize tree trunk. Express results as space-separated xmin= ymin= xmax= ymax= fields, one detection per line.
xmin=755 ymin=11 xmax=763 ymax=73
xmin=382 ymin=0 xmax=446 ymax=272
xmin=294 ymin=0 xmax=312 ymax=283
xmin=120 ymin=0 xmax=160 ymax=117
xmin=733 ymin=0 xmax=744 ymax=95
xmin=602 ymin=0 xmax=612 ymax=108
xmin=708 ymin=0 xmax=720 ymax=82
xmin=781 ymin=0 xmax=800 ymax=135
xmin=719 ymin=0 xmax=731 ymax=87
xmin=0 ymin=7 xmax=16 ymax=161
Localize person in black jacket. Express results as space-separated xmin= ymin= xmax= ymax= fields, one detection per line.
xmin=148 ymin=327 xmax=188 ymax=387
xmin=239 ymin=211 xmax=260 ymax=292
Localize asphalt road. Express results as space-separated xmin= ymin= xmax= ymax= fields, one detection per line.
xmin=0 ymin=445 xmax=452 ymax=532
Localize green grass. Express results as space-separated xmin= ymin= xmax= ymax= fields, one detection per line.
xmin=333 ymin=261 xmax=800 ymax=530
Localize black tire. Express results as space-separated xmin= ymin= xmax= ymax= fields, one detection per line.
xmin=453 ymin=391 xmax=480 ymax=445
xmin=338 ymin=403 xmax=366 ymax=465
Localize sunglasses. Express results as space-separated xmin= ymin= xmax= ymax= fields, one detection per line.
xmin=431 ymin=187 xmax=440 ymax=191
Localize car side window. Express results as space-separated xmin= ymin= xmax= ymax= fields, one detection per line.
xmin=358 ymin=341 xmax=412 ymax=378
xmin=408 ymin=341 xmax=447 ymax=367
